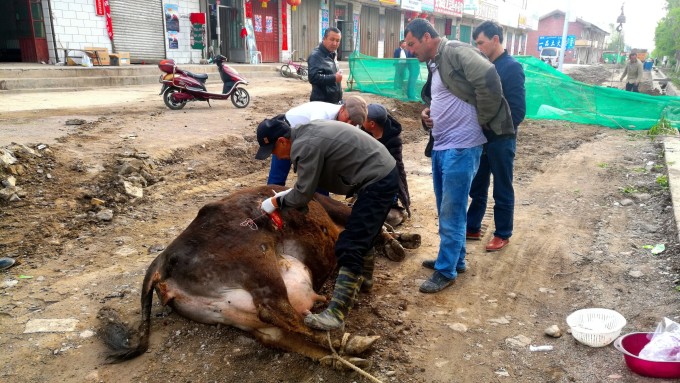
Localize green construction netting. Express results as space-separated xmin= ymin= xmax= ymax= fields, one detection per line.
xmin=347 ymin=52 xmax=680 ymax=130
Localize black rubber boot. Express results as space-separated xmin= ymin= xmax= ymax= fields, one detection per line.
xmin=304 ymin=267 xmax=362 ymax=330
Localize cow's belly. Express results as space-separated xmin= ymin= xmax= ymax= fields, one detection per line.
xmin=168 ymin=254 xmax=317 ymax=331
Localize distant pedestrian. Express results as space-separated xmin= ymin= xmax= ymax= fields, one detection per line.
xmin=620 ymin=53 xmax=643 ymax=92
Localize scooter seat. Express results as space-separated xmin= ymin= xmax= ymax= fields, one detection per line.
xmin=185 ymin=71 xmax=209 ymax=81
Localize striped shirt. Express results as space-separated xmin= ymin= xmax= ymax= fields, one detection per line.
xmin=429 ymin=65 xmax=487 ymax=150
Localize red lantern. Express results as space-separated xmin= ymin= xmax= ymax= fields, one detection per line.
xmin=420 ymin=12 xmax=428 ymax=18
xmin=287 ymin=0 xmax=301 ymax=11
xmin=261 ymin=0 xmax=269 ymax=8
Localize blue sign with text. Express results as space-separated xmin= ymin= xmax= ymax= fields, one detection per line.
xmin=538 ymin=35 xmax=575 ymax=50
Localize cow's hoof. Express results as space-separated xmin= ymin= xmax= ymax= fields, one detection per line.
xmin=383 ymin=239 xmax=406 ymax=262
xmin=397 ymin=233 xmax=421 ymax=249
xmin=344 ymin=334 xmax=380 ymax=355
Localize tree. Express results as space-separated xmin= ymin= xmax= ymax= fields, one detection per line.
xmin=654 ymin=1 xmax=680 ymax=70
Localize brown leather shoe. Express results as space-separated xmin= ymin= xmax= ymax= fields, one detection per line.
xmin=486 ymin=236 xmax=509 ymax=251
xmin=466 ymin=231 xmax=482 ymax=240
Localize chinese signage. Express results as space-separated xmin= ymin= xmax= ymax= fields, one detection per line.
xmin=190 ymin=13 xmax=205 ymax=50
xmin=538 ymin=35 xmax=575 ymax=50
xmin=434 ymin=0 xmax=463 ymax=17
xmin=95 ymin=0 xmax=104 ymax=16
xmin=422 ymin=0 xmax=434 ymax=13
xmin=476 ymin=1 xmax=497 ymax=21
xmin=401 ymin=0 xmax=422 ymax=12
xmin=463 ymin=0 xmax=477 ymax=11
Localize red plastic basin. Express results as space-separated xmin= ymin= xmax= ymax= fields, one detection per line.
xmin=614 ymin=332 xmax=680 ymax=379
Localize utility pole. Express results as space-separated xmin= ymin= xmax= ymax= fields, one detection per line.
xmin=557 ymin=0 xmax=570 ymax=72
xmin=616 ymin=3 xmax=626 ymax=64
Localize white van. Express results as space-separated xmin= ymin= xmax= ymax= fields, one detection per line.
xmin=540 ymin=47 xmax=560 ymax=68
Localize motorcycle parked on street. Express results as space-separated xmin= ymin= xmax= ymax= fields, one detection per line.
xmin=158 ymin=55 xmax=250 ymax=110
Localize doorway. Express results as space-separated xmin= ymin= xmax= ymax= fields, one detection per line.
xmin=218 ymin=5 xmax=246 ymax=62
xmin=0 ymin=0 xmax=48 ymax=62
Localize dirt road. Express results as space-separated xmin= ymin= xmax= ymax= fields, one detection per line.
xmin=1 ymin=73 xmax=679 ymax=383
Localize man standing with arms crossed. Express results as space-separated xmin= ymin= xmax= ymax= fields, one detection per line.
xmin=404 ymin=18 xmax=514 ymax=293
xmin=468 ymin=21 xmax=526 ymax=252
xmin=620 ymin=52 xmax=643 ymax=92
xmin=308 ymin=27 xmax=343 ymax=104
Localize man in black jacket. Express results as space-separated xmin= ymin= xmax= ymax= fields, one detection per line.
xmin=307 ymin=27 xmax=343 ymax=104
xmin=361 ymin=103 xmax=411 ymax=219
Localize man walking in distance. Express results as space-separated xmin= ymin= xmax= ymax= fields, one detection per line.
xmin=620 ymin=52 xmax=643 ymax=92
xmin=254 ymin=119 xmax=398 ymax=330
xmin=404 ymin=18 xmax=513 ymax=293
xmin=467 ymin=20 xmax=526 ymax=252
xmin=308 ymin=27 xmax=343 ymax=104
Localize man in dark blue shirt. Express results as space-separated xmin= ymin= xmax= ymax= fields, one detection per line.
xmin=468 ymin=21 xmax=526 ymax=252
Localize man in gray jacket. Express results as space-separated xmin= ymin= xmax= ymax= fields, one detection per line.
xmin=255 ymin=119 xmax=398 ymax=330
xmin=405 ymin=18 xmax=508 ymax=293
xmin=620 ymin=52 xmax=644 ymax=92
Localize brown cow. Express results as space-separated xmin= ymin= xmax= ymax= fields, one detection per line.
xmin=99 ymin=185 xmax=416 ymax=367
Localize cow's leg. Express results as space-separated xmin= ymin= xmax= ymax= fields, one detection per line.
xmin=252 ymin=327 xmax=380 ymax=360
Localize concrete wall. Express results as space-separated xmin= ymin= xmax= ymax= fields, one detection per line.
xmin=49 ymin=0 xmax=112 ymax=63
xmin=163 ymin=0 xmax=203 ymax=64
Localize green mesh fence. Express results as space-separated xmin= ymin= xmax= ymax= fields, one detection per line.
xmin=347 ymin=52 xmax=680 ymax=130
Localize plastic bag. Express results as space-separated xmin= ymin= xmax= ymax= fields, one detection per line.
xmin=81 ymin=53 xmax=92 ymax=67
xmin=639 ymin=317 xmax=680 ymax=362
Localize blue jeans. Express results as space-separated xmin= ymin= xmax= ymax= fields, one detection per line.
xmin=467 ymin=138 xmax=516 ymax=239
xmin=267 ymin=154 xmax=329 ymax=196
xmin=267 ymin=155 xmax=291 ymax=186
xmin=432 ymin=146 xmax=482 ymax=279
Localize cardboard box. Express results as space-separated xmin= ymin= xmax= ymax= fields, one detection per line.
xmin=84 ymin=47 xmax=110 ymax=66
xmin=109 ymin=52 xmax=131 ymax=66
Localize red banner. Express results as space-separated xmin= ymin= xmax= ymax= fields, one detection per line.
xmin=281 ymin=1 xmax=287 ymax=51
xmin=95 ymin=0 xmax=104 ymax=16
xmin=245 ymin=0 xmax=253 ymax=18
xmin=104 ymin=0 xmax=113 ymax=40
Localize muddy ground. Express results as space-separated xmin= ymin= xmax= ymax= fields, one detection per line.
xmin=1 ymin=70 xmax=679 ymax=383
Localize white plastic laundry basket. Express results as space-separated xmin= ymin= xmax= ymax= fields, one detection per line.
xmin=566 ymin=308 xmax=627 ymax=347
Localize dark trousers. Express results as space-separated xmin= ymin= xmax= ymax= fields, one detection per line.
xmin=625 ymin=83 xmax=639 ymax=92
xmin=467 ymin=138 xmax=516 ymax=240
xmin=335 ymin=167 xmax=399 ymax=274
xmin=267 ymin=155 xmax=329 ymax=196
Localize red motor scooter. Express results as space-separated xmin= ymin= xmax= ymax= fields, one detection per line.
xmin=158 ymin=55 xmax=250 ymax=110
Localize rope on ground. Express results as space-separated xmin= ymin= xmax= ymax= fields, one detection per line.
xmin=321 ymin=331 xmax=383 ymax=383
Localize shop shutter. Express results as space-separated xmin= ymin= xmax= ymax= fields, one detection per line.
xmin=109 ymin=0 xmax=166 ymax=62
xmin=291 ymin=1 xmax=319 ymax=61
xmin=459 ymin=25 xmax=472 ymax=44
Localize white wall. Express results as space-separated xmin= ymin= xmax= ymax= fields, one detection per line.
xmin=49 ymin=0 xmax=112 ymax=63
xmin=163 ymin=0 xmax=202 ymax=64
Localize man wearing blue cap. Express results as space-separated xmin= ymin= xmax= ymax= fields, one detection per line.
xmin=254 ymin=118 xmax=398 ymax=331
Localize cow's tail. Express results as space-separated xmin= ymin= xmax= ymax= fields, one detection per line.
xmin=98 ymin=263 xmax=159 ymax=363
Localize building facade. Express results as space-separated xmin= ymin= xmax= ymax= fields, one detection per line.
xmin=525 ymin=10 xmax=608 ymax=65
xmin=0 ymin=0 xmax=534 ymax=65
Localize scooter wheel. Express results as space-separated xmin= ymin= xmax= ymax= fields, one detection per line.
xmin=231 ymin=87 xmax=250 ymax=108
xmin=163 ymin=88 xmax=187 ymax=110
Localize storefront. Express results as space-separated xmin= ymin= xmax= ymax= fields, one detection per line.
xmin=109 ymin=0 xmax=166 ymax=62
xmin=0 ymin=0 xmax=49 ymax=63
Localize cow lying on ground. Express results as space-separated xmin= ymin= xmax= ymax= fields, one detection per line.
xmin=99 ymin=185 xmax=419 ymax=367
